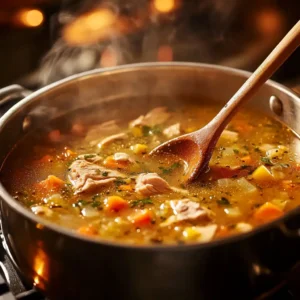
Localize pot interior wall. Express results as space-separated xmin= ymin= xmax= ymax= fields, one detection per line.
xmin=0 ymin=63 xmax=299 ymax=169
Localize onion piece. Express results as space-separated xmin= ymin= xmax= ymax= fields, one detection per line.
xmin=220 ymin=130 xmax=238 ymax=142
xmin=235 ymin=223 xmax=253 ymax=233
xmin=81 ymin=207 xmax=100 ymax=217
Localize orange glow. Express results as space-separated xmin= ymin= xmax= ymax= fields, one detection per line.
xmin=17 ymin=9 xmax=44 ymax=27
xmin=100 ymin=47 xmax=118 ymax=67
xmin=32 ymin=248 xmax=49 ymax=290
xmin=154 ymin=0 xmax=175 ymax=13
xmin=63 ymin=8 xmax=117 ymax=45
xmin=157 ymin=45 xmax=173 ymax=61
xmin=256 ymin=9 xmax=283 ymax=35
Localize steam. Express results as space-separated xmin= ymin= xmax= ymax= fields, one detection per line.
xmin=31 ymin=0 xmax=285 ymax=86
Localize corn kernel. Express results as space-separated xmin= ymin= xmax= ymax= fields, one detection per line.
xmin=182 ymin=227 xmax=201 ymax=240
xmin=131 ymin=127 xmax=143 ymax=137
xmin=131 ymin=144 xmax=148 ymax=154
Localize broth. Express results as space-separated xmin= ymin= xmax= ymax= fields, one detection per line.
xmin=1 ymin=102 xmax=300 ymax=245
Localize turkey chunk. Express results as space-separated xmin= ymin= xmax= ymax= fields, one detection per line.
xmin=160 ymin=199 xmax=213 ymax=227
xmin=68 ymin=159 xmax=125 ymax=194
xmin=135 ymin=173 xmax=172 ymax=196
xmin=130 ymin=107 xmax=170 ymax=128
xmin=98 ymin=133 xmax=128 ymax=148
xmin=163 ymin=123 xmax=181 ymax=138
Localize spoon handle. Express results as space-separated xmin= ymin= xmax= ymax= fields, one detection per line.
xmin=209 ymin=20 xmax=300 ymax=135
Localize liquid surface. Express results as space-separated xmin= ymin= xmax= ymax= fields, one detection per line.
xmin=2 ymin=103 xmax=300 ymax=245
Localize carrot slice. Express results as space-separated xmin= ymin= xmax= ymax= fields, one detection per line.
xmin=131 ymin=209 xmax=153 ymax=226
xmin=253 ymin=202 xmax=283 ymax=223
xmin=103 ymin=156 xmax=128 ymax=169
xmin=215 ymin=226 xmax=230 ymax=238
xmin=105 ymin=196 xmax=129 ymax=212
xmin=119 ymin=185 xmax=134 ymax=192
xmin=77 ymin=225 xmax=98 ymax=236
xmin=38 ymin=175 xmax=65 ymax=191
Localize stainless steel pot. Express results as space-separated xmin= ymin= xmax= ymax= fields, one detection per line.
xmin=0 ymin=63 xmax=300 ymax=300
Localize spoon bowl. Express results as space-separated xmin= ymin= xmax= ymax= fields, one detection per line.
xmin=150 ymin=21 xmax=300 ymax=183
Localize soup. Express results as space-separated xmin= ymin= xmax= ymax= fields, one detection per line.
xmin=1 ymin=103 xmax=300 ymax=245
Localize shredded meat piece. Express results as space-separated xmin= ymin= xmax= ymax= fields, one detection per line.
xmin=98 ymin=133 xmax=128 ymax=148
xmin=163 ymin=123 xmax=181 ymax=138
xmin=68 ymin=159 xmax=125 ymax=194
xmin=86 ymin=120 xmax=120 ymax=143
xmin=113 ymin=152 xmax=134 ymax=163
xmin=130 ymin=107 xmax=170 ymax=127
xmin=135 ymin=173 xmax=172 ymax=196
xmin=160 ymin=199 xmax=213 ymax=227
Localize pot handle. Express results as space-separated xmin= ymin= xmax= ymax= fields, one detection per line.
xmin=0 ymin=85 xmax=32 ymax=116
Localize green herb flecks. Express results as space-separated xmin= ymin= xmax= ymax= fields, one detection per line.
xmin=84 ymin=154 xmax=96 ymax=159
xmin=130 ymin=198 xmax=153 ymax=208
xmin=102 ymin=171 xmax=109 ymax=176
xmin=159 ymin=162 xmax=181 ymax=175
xmin=217 ymin=197 xmax=231 ymax=206
xmin=260 ymin=157 xmax=273 ymax=166
xmin=233 ymin=149 xmax=239 ymax=154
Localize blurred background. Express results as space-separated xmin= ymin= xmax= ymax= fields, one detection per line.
xmin=0 ymin=0 xmax=299 ymax=90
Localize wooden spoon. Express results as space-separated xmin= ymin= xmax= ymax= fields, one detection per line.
xmin=150 ymin=20 xmax=300 ymax=183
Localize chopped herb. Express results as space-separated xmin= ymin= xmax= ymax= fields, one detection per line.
xmin=130 ymin=198 xmax=153 ymax=208
xmin=92 ymin=194 xmax=100 ymax=201
xmin=233 ymin=149 xmax=239 ymax=154
xmin=115 ymin=178 xmax=127 ymax=186
xmin=254 ymin=147 xmax=261 ymax=152
xmin=159 ymin=162 xmax=181 ymax=174
xmin=240 ymin=165 xmax=250 ymax=169
xmin=102 ymin=171 xmax=109 ymax=176
xmin=217 ymin=197 xmax=231 ymax=206
xmin=73 ymin=199 xmax=88 ymax=207
xmin=84 ymin=154 xmax=96 ymax=159
xmin=243 ymin=145 xmax=249 ymax=151
xmin=142 ymin=126 xmax=151 ymax=136
xmin=91 ymin=201 xmax=101 ymax=208
xmin=151 ymin=125 xmax=162 ymax=134
xmin=260 ymin=157 xmax=273 ymax=165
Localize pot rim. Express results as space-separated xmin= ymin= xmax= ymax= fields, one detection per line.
xmin=0 ymin=61 xmax=300 ymax=251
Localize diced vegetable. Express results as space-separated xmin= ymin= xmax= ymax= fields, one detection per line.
xmin=81 ymin=207 xmax=100 ymax=217
xmin=259 ymin=144 xmax=276 ymax=152
xmin=252 ymin=165 xmax=274 ymax=182
xmin=270 ymin=166 xmax=285 ymax=180
xmin=119 ymin=185 xmax=134 ymax=192
xmin=38 ymin=175 xmax=65 ymax=191
xmin=236 ymin=178 xmax=257 ymax=194
xmin=182 ymin=225 xmax=217 ymax=242
xmin=44 ymin=194 xmax=65 ymax=207
xmin=266 ymin=145 xmax=288 ymax=160
xmin=224 ymin=207 xmax=241 ymax=218
xmin=103 ymin=156 xmax=128 ymax=169
xmin=130 ymin=209 xmax=153 ymax=226
xmin=220 ymin=130 xmax=238 ymax=142
xmin=105 ymin=196 xmax=129 ymax=212
xmin=131 ymin=126 xmax=143 ymax=137
xmin=235 ymin=223 xmax=253 ymax=233
xmin=253 ymin=202 xmax=283 ymax=223
xmin=31 ymin=206 xmax=54 ymax=217
xmin=131 ymin=144 xmax=148 ymax=154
